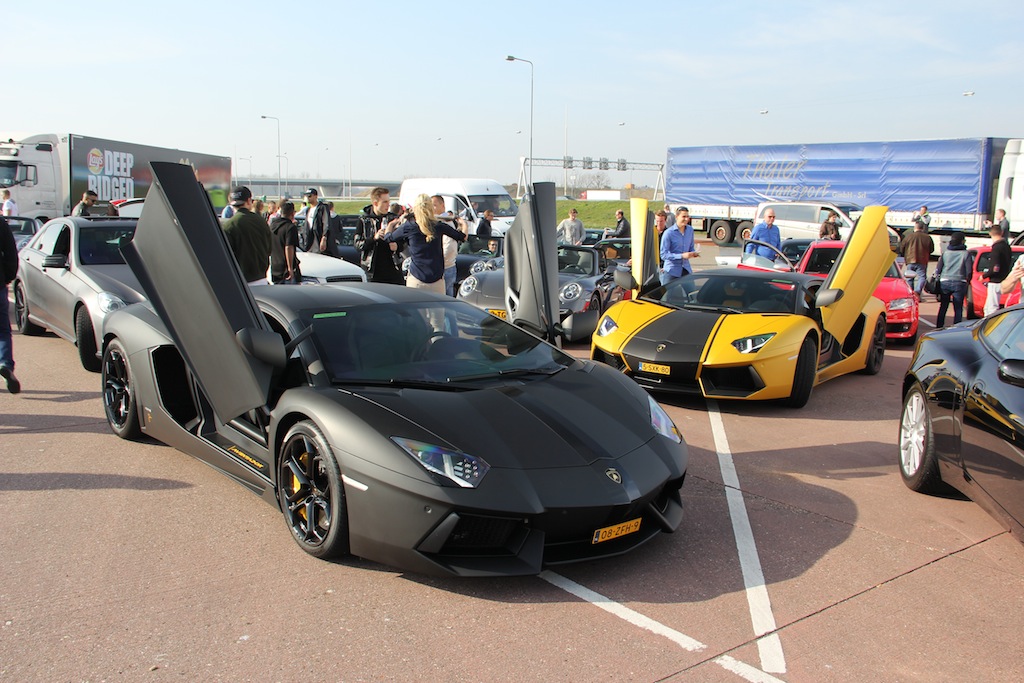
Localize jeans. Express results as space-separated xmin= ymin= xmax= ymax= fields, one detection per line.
xmin=0 ymin=283 xmax=13 ymax=370
xmin=937 ymin=279 xmax=967 ymax=328
xmin=444 ymin=265 xmax=457 ymax=297
xmin=904 ymin=263 xmax=927 ymax=295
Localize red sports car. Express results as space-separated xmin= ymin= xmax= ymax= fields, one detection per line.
xmin=738 ymin=239 xmax=919 ymax=344
xmin=965 ymin=244 xmax=1024 ymax=319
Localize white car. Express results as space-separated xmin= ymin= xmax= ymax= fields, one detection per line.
xmin=269 ymin=251 xmax=367 ymax=285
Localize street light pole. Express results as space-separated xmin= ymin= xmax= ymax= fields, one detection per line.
xmin=238 ymin=156 xmax=252 ymax=187
xmin=261 ymin=115 xmax=281 ymax=198
xmin=506 ymin=55 xmax=533 ymax=188
xmin=277 ymin=155 xmax=289 ymax=195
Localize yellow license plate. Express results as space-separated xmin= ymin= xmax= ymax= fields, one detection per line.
xmin=639 ymin=362 xmax=670 ymax=375
xmin=488 ymin=308 xmax=508 ymax=320
xmin=592 ymin=518 xmax=641 ymax=544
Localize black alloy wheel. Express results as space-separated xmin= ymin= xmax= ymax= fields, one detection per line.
xmin=277 ymin=420 xmax=349 ymax=559
xmin=101 ymin=339 xmax=140 ymax=439
xmin=859 ymin=317 xmax=886 ymax=375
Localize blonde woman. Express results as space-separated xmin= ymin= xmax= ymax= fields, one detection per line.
xmin=376 ymin=193 xmax=467 ymax=293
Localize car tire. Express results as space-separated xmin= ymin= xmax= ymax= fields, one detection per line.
xmin=737 ymin=221 xmax=754 ymax=243
xmin=859 ymin=316 xmax=886 ymax=375
xmin=277 ymin=420 xmax=350 ymax=560
xmin=710 ymin=220 xmax=735 ymax=246
xmin=101 ymin=338 xmax=140 ymax=440
xmin=14 ymin=281 xmax=44 ymax=336
xmin=898 ymin=383 xmax=943 ymax=492
xmin=588 ymin=292 xmax=602 ymax=315
xmin=966 ymin=288 xmax=978 ymax=320
xmin=784 ymin=337 xmax=816 ymax=408
xmin=75 ymin=307 xmax=101 ymax=372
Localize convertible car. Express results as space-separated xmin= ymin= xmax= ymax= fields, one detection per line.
xmin=101 ymin=164 xmax=688 ymax=577
xmin=591 ymin=206 xmax=895 ymax=407
xmin=457 ymin=244 xmax=626 ymax=341
xmin=899 ymin=305 xmax=1024 ymax=542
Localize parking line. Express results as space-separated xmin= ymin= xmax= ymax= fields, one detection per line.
xmin=540 ymin=571 xmax=785 ymax=683
xmin=707 ymin=400 xmax=787 ymax=674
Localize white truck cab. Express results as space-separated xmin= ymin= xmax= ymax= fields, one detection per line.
xmin=398 ymin=178 xmax=518 ymax=236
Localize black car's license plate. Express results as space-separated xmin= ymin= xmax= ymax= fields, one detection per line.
xmin=592 ymin=518 xmax=641 ymax=544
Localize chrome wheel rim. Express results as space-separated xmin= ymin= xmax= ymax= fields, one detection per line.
xmin=279 ymin=434 xmax=332 ymax=547
xmin=900 ymin=391 xmax=926 ymax=476
xmin=102 ymin=347 xmax=131 ymax=429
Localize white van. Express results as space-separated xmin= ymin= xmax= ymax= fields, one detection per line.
xmin=398 ymin=178 xmax=518 ymax=236
xmin=753 ymin=200 xmax=862 ymax=241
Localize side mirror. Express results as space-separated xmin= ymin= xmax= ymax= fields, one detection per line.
xmin=613 ymin=266 xmax=638 ymax=291
xmin=815 ymin=288 xmax=845 ymax=308
xmin=42 ymin=254 xmax=68 ymax=269
xmin=236 ymin=327 xmax=287 ymax=369
xmin=998 ymin=359 xmax=1024 ymax=388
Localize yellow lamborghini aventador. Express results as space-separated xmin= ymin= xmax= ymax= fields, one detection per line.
xmin=591 ymin=205 xmax=895 ymax=408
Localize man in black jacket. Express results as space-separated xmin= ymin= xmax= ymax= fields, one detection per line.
xmin=0 ymin=216 xmax=21 ymax=393
xmin=295 ymin=188 xmax=329 ymax=253
xmin=354 ymin=187 xmax=404 ymax=284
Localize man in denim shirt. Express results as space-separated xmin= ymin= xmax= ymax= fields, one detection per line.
xmin=745 ymin=210 xmax=781 ymax=260
xmin=660 ymin=207 xmax=698 ymax=285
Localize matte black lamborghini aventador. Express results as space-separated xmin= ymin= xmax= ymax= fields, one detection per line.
xmin=99 ymin=163 xmax=688 ymax=576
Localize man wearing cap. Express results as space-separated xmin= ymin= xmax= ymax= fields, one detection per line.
xmin=72 ymin=190 xmax=99 ymax=217
xmin=295 ymin=188 xmax=329 ymax=254
xmin=221 ymin=186 xmax=272 ymax=285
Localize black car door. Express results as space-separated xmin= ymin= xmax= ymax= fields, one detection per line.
xmin=959 ymin=310 xmax=1024 ymax=529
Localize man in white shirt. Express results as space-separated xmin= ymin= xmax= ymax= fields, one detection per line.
xmin=1 ymin=190 xmax=17 ymax=216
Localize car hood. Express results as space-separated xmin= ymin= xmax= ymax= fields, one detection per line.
xmin=351 ymin=364 xmax=658 ymax=470
xmin=873 ymin=276 xmax=912 ymax=303
xmin=79 ymin=264 xmax=146 ymax=303
xmin=623 ymin=306 xmax=723 ymax=365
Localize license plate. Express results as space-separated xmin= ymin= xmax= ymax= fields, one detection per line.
xmin=592 ymin=518 xmax=641 ymax=544
xmin=639 ymin=361 xmax=671 ymax=375
xmin=488 ymin=308 xmax=508 ymax=320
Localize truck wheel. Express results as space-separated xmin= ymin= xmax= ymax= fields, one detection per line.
xmin=737 ymin=221 xmax=754 ymax=243
xmin=710 ymin=220 xmax=735 ymax=246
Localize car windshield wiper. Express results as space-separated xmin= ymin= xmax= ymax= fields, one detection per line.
xmin=684 ymin=303 xmax=744 ymax=314
xmin=448 ymin=365 xmax=565 ymax=382
xmin=335 ymin=377 xmax=476 ymax=391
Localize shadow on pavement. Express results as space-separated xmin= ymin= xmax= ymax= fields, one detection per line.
xmin=0 ymin=472 xmax=193 ymax=491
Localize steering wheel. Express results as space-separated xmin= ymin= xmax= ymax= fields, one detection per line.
xmin=563 ymin=265 xmax=585 ymax=274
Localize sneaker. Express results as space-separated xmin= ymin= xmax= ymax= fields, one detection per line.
xmin=0 ymin=366 xmax=20 ymax=394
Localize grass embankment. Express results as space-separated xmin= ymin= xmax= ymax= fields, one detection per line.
xmin=326 ymin=199 xmax=639 ymax=229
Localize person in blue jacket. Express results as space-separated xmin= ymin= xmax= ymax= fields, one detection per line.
xmin=377 ymin=193 xmax=467 ymax=294
xmin=745 ymin=209 xmax=781 ymax=260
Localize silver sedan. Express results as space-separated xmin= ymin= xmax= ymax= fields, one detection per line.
xmin=14 ymin=217 xmax=144 ymax=371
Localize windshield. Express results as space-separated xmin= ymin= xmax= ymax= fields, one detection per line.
xmin=79 ymin=224 xmax=136 ymax=265
xmin=644 ymin=272 xmax=800 ymax=314
xmin=557 ymin=246 xmax=595 ymax=275
xmin=469 ymin=194 xmax=518 ymax=218
xmin=307 ymin=300 xmax=573 ymax=385
xmin=0 ymin=161 xmax=17 ymax=187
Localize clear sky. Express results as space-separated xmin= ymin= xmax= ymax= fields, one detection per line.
xmin=6 ymin=0 xmax=1021 ymax=189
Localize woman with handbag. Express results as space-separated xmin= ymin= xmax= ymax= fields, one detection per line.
xmin=934 ymin=232 xmax=972 ymax=328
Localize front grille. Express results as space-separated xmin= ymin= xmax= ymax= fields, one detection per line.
xmin=887 ymin=322 xmax=912 ymax=333
xmin=438 ymin=514 xmax=524 ymax=556
xmin=593 ymin=348 xmax=626 ymax=371
xmin=701 ymin=365 xmax=765 ymax=396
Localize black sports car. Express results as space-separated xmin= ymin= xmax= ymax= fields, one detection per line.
xmin=899 ymin=307 xmax=1024 ymax=541
xmin=101 ymin=163 xmax=688 ymax=577
xmin=457 ymin=244 xmax=626 ymax=341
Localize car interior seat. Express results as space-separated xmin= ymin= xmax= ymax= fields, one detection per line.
xmin=721 ymin=282 xmax=747 ymax=309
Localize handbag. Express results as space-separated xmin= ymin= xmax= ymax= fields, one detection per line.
xmin=924 ymin=271 xmax=940 ymax=295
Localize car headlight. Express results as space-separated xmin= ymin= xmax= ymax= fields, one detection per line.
xmin=648 ymin=396 xmax=681 ymax=443
xmin=559 ymin=282 xmax=583 ymax=303
xmin=391 ymin=437 xmax=490 ymax=488
xmin=459 ymin=275 xmax=478 ymax=297
xmin=470 ymin=260 xmax=486 ymax=274
xmin=596 ymin=315 xmax=618 ymax=337
xmin=731 ymin=333 xmax=775 ymax=354
xmin=97 ymin=291 xmax=127 ymax=313
xmin=300 ymin=276 xmax=321 ymax=284
xmin=888 ymin=297 xmax=914 ymax=311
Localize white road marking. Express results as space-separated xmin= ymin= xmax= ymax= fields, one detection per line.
xmin=919 ymin=318 xmax=935 ymax=328
xmin=707 ymin=400 xmax=787 ymax=674
xmin=540 ymin=571 xmax=785 ymax=683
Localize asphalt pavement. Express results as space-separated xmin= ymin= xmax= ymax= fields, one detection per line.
xmin=2 ymin=250 xmax=1023 ymax=682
